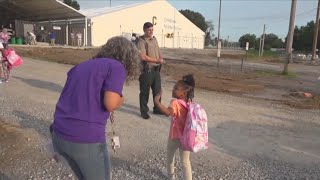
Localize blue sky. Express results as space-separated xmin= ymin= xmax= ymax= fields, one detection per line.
xmin=77 ymin=0 xmax=317 ymax=41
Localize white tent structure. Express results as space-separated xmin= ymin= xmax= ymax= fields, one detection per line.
xmin=81 ymin=1 xmax=205 ymax=48
xmin=0 ymin=0 xmax=205 ymax=48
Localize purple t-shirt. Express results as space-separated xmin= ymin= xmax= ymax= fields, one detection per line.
xmin=53 ymin=58 xmax=126 ymax=143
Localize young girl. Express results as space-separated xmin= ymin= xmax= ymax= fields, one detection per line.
xmin=155 ymin=74 xmax=195 ymax=180
xmin=0 ymin=43 xmax=12 ymax=83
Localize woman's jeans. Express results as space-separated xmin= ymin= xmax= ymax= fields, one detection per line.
xmin=52 ymin=132 xmax=111 ymax=180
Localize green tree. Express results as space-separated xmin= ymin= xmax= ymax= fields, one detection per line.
xmin=64 ymin=0 xmax=80 ymax=10
xmin=241 ymin=33 xmax=284 ymax=50
xmin=292 ymin=21 xmax=318 ymax=51
xmin=179 ymin=9 xmax=208 ymax=32
xmin=205 ymin=21 xmax=214 ymax=46
xmin=263 ymin=33 xmax=284 ymax=50
xmin=179 ymin=9 xmax=214 ymax=46
xmin=255 ymin=38 xmax=260 ymax=50
xmin=238 ymin=34 xmax=256 ymax=48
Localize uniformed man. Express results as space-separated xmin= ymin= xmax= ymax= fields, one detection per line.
xmin=137 ymin=22 xmax=165 ymax=119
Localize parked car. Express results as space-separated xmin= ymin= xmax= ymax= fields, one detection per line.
xmin=295 ymin=53 xmax=306 ymax=59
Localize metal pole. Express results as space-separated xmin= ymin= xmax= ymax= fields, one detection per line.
xmin=259 ymin=37 xmax=262 ymax=56
xmin=261 ymin=24 xmax=266 ymax=56
xmin=66 ymin=20 xmax=68 ymax=45
xmin=173 ymin=9 xmax=176 ymax=48
xmin=217 ymin=0 xmax=222 ymax=67
xmin=110 ymin=0 xmax=111 ymax=7
xmin=192 ymin=33 xmax=193 ymax=48
xmin=312 ymin=0 xmax=320 ymax=61
xmin=246 ymin=50 xmax=248 ymax=61
xmin=85 ymin=17 xmax=88 ymax=46
xmin=283 ymin=0 xmax=297 ymax=74
xmin=241 ymin=58 xmax=244 ymax=72
xmin=217 ymin=0 xmax=221 ymax=42
xmin=161 ymin=29 xmax=163 ymax=47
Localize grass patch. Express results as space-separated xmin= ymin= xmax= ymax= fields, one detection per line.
xmin=247 ymin=50 xmax=281 ymax=59
xmin=254 ymin=70 xmax=298 ymax=78
xmin=282 ymin=71 xmax=298 ymax=78
xmin=254 ymin=70 xmax=279 ymax=77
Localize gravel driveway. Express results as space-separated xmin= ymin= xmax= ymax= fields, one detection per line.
xmin=0 ymin=58 xmax=319 ymax=180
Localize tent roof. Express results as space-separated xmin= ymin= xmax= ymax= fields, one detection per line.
xmin=80 ymin=3 xmax=144 ymax=19
xmin=0 ymin=0 xmax=86 ymax=21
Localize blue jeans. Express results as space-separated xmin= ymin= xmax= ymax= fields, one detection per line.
xmin=52 ymin=132 xmax=111 ymax=180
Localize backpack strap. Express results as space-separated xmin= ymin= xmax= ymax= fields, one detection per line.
xmin=171 ymin=99 xmax=188 ymax=139
xmin=176 ymin=99 xmax=188 ymax=109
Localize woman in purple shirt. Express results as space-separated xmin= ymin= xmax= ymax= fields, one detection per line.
xmin=51 ymin=36 xmax=140 ymax=180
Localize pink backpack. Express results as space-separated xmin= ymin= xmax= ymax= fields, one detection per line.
xmin=5 ymin=49 xmax=23 ymax=67
xmin=177 ymin=99 xmax=208 ymax=153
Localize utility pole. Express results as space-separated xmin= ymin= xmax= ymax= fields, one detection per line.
xmin=283 ymin=0 xmax=297 ymax=75
xmin=259 ymin=35 xmax=262 ymax=56
xmin=110 ymin=0 xmax=111 ymax=7
xmin=217 ymin=0 xmax=222 ymax=67
xmin=261 ymin=24 xmax=266 ymax=56
xmin=312 ymin=0 xmax=320 ymax=62
xmin=227 ymin=35 xmax=229 ymax=48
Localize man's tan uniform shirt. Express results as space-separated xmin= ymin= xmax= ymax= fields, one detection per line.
xmin=137 ymin=36 xmax=161 ymax=67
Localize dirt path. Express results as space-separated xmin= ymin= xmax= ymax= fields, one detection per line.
xmin=0 ymin=58 xmax=320 ymax=180
xmin=14 ymin=46 xmax=320 ymax=109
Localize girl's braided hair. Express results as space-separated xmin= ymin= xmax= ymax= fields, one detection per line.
xmin=182 ymin=74 xmax=195 ymax=101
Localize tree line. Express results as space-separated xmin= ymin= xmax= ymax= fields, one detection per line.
xmin=292 ymin=21 xmax=319 ymax=51
xmin=64 ymin=0 xmax=80 ymax=10
xmin=238 ymin=33 xmax=284 ymax=50
xmin=238 ymin=20 xmax=318 ymax=52
xmin=179 ymin=10 xmax=214 ymax=46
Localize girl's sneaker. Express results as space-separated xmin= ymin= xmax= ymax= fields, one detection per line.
xmin=161 ymin=168 xmax=175 ymax=180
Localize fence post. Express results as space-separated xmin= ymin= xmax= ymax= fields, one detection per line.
xmin=241 ymin=58 xmax=244 ymax=72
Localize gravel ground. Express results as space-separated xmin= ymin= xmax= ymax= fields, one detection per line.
xmin=0 ymin=58 xmax=319 ymax=180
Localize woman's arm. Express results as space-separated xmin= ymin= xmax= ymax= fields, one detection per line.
xmin=154 ymin=93 xmax=173 ymax=117
xmin=140 ymin=52 xmax=162 ymax=63
xmin=104 ymin=91 xmax=124 ymax=112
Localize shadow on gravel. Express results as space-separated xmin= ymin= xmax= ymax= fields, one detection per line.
xmin=12 ymin=76 xmax=63 ymax=93
xmin=111 ymin=156 xmax=164 ymax=179
xmin=208 ymin=120 xmax=320 ymax=179
xmin=13 ymin=110 xmax=51 ymax=138
xmin=0 ymin=172 xmax=11 ymax=180
xmin=118 ymin=104 xmax=141 ymax=117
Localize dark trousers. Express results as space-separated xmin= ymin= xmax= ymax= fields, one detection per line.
xmin=139 ymin=66 xmax=162 ymax=115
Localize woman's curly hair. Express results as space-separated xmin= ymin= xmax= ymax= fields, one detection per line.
xmin=94 ymin=36 xmax=141 ymax=81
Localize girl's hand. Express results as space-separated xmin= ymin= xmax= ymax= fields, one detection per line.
xmin=154 ymin=89 xmax=162 ymax=103
xmin=155 ymin=93 xmax=161 ymax=102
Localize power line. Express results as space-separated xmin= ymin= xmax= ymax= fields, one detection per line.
xmin=217 ymin=7 xmax=317 ymax=41
xmin=267 ymin=7 xmax=316 ymax=24
xmin=225 ymin=8 xmax=316 ymax=31
xmin=221 ymin=7 xmax=317 ymax=23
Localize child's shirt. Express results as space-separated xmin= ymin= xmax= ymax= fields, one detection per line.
xmin=50 ymin=32 xmax=56 ymax=39
xmin=169 ymin=99 xmax=188 ymax=139
xmin=76 ymin=33 xmax=82 ymax=39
